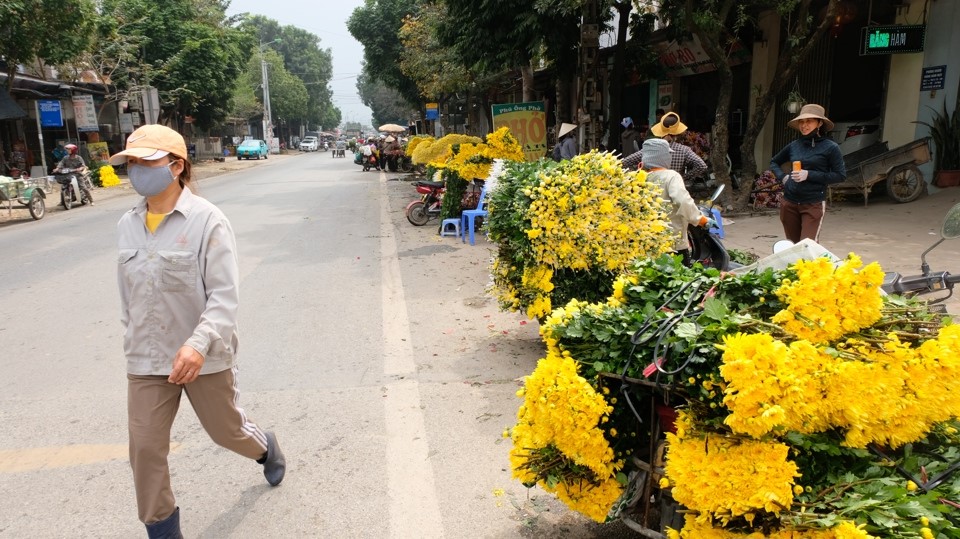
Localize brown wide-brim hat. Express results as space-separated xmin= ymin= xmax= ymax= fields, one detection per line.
xmin=109 ymin=124 xmax=188 ymax=165
xmin=787 ymin=104 xmax=834 ymax=132
xmin=650 ymin=112 xmax=687 ymax=137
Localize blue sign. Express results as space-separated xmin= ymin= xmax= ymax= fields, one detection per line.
xmin=39 ymin=100 xmax=63 ymax=127
xmin=921 ymin=65 xmax=946 ymax=91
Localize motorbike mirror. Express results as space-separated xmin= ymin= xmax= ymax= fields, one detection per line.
xmin=709 ymin=184 xmax=725 ymax=202
xmin=773 ymin=239 xmax=795 ymax=254
xmin=941 ymin=202 xmax=960 ymax=240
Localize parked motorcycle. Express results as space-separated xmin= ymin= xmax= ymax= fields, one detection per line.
xmin=686 ymin=185 xmax=736 ymax=271
xmin=880 ymin=201 xmax=960 ymax=307
xmin=54 ymin=166 xmax=92 ymax=210
xmin=405 ymin=181 xmax=444 ymax=226
xmin=354 ymin=151 xmax=379 ymax=171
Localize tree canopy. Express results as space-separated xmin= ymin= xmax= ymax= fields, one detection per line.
xmin=1 ymin=0 xmax=96 ymax=88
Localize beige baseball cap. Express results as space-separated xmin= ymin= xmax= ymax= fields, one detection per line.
xmin=109 ymin=124 xmax=188 ymax=165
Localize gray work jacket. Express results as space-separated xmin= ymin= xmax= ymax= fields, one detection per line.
xmin=117 ymin=187 xmax=240 ymax=375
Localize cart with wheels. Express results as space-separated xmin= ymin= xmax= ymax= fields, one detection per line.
xmin=828 ymin=137 xmax=931 ymax=206
xmin=0 ymin=175 xmax=51 ymax=220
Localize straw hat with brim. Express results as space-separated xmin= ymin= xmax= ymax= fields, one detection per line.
xmin=558 ymin=123 xmax=577 ymax=138
xmin=109 ymin=124 xmax=188 ymax=166
xmin=787 ymin=104 xmax=834 ymax=132
xmin=385 ymin=136 xmax=396 ymax=143
xmin=651 ymin=112 xmax=687 ymax=137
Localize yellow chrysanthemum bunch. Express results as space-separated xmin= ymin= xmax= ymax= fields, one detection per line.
xmin=525 ymin=151 xmax=672 ymax=272
xmin=510 ymin=350 xmax=623 ymax=522
xmin=98 ymin=165 xmax=121 ymax=187
xmin=441 ymin=128 xmax=525 ymax=181
xmin=720 ymin=323 xmax=960 ymax=448
xmin=664 ymin=421 xmax=800 ymax=522
xmin=666 ymin=515 xmax=874 ymax=539
xmin=405 ymin=135 xmax=432 ymax=157
xmin=772 ymin=255 xmax=884 ymax=343
xmin=410 ymin=134 xmax=482 ymax=166
xmin=484 ymin=127 xmax=525 ymax=163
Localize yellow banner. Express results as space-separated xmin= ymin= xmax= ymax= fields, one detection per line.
xmin=491 ymin=101 xmax=546 ymax=161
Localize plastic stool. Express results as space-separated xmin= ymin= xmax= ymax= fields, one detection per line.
xmin=440 ymin=218 xmax=461 ymax=238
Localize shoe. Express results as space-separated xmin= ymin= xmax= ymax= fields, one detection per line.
xmin=258 ymin=431 xmax=286 ymax=486
xmin=145 ymin=507 xmax=183 ymax=539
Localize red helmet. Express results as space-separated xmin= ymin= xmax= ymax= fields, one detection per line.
xmin=65 ymin=143 xmax=78 ymax=154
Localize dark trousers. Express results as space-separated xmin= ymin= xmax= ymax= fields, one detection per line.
xmin=780 ymin=199 xmax=826 ymax=243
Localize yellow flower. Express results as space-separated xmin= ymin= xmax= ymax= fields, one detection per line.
xmin=907 ymin=480 xmax=918 ymax=491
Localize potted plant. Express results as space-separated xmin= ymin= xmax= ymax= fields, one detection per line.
xmin=916 ymin=91 xmax=960 ymax=187
xmin=784 ymin=89 xmax=806 ymax=114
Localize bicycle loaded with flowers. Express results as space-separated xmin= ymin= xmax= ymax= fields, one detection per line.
xmin=487 ymin=153 xmax=960 ymax=538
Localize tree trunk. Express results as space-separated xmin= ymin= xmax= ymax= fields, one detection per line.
xmin=521 ymin=62 xmax=534 ymax=103
xmin=608 ymin=1 xmax=632 ymax=154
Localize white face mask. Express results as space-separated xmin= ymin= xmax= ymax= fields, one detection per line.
xmin=128 ymin=163 xmax=175 ymax=197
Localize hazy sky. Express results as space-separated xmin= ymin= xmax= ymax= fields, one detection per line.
xmin=226 ymin=0 xmax=374 ymax=128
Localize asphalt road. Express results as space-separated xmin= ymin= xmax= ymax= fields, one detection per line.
xmin=0 ymin=152 xmax=633 ymax=538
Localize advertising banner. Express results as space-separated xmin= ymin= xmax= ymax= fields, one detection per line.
xmin=39 ymin=100 xmax=63 ymax=127
xmin=86 ymin=142 xmax=110 ymax=165
xmin=72 ymin=95 xmax=99 ymax=132
xmin=491 ymin=101 xmax=547 ymax=161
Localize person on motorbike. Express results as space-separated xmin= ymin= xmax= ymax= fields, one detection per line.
xmin=55 ymin=143 xmax=94 ymax=205
xmin=641 ymin=138 xmax=714 ymax=265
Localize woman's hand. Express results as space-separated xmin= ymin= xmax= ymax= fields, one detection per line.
xmin=168 ymin=346 xmax=205 ymax=384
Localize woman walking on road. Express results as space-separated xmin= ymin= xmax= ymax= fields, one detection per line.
xmin=769 ymin=104 xmax=846 ymax=243
xmin=110 ymin=124 xmax=285 ymax=538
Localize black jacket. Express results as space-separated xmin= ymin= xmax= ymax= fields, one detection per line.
xmin=770 ymin=133 xmax=846 ymax=204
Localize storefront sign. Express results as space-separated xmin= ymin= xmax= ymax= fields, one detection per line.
xmin=425 ymin=102 xmax=439 ymax=120
xmin=71 ymin=95 xmax=99 ymax=132
xmin=920 ymin=65 xmax=946 ymax=91
xmin=491 ymin=101 xmax=546 ymax=161
xmin=119 ymin=113 xmax=135 ymax=133
xmin=860 ymin=25 xmax=925 ymax=55
xmin=38 ymin=100 xmax=63 ymax=127
xmin=655 ymin=34 xmax=751 ymax=77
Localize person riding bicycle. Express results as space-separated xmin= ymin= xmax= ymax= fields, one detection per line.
xmin=54 ymin=143 xmax=94 ymax=205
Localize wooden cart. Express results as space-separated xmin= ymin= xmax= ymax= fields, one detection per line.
xmin=828 ymin=137 xmax=931 ymax=206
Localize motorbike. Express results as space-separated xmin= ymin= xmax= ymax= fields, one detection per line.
xmin=53 ymin=166 xmax=92 ymax=210
xmin=686 ymin=185 xmax=736 ymax=271
xmin=880 ymin=201 xmax=960 ymax=307
xmin=385 ymin=152 xmax=414 ymax=173
xmin=354 ymin=151 xmax=379 ymax=171
xmin=405 ymin=180 xmax=444 ymax=226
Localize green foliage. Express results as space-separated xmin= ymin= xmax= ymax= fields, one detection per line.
xmin=0 ymin=0 xmax=95 ymax=87
xmin=915 ymin=91 xmax=960 ymax=171
xmin=347 ymin=0 xmax=422 ymax=107
xmin=439 ymin=169 xmax=468 ymax=221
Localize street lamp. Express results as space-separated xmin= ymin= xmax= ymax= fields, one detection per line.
xmin=260 ymin=39 xmax=281 ymax=148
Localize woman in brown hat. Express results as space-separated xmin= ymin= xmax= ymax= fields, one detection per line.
xmin=769 ymin=104 xmax=846 ymax=243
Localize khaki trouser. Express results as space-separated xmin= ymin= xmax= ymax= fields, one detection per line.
xmin=128 ymin=368 xmax=268 ymax=524
xmin=780 ymin=199 xmax=826 ymax=243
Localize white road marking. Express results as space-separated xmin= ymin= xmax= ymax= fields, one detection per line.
xmin=379 ymin=172 xmax=444 ymax=537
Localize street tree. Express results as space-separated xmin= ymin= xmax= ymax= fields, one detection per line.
xmin=347 ymin=0 xmax=422 ymax=108
xmin=658 ymin=0 xmax=840 ymax=207
xmin=98 ymin=0 xmax=249 ymax=131
xmin=356 ymin=67 xmax=417 ymax=128
xmin=0 ymin=0 xmax=96 ymax=89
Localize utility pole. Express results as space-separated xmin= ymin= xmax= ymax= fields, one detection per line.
xmin=260 ymin=39 xmax=280 ymax=152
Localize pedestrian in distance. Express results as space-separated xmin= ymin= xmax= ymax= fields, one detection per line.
xmin=620 ymin=117 xmax=643 ymax=155
xmin=641 ymin=138 xmax=715 ymax=265
xmin=553 ymin=122 xmax=578 ymax=161
xmin=769 ymin=104 xmax=846 ymax=243
xmin=109 ymin=124 xmax=286 ymax=539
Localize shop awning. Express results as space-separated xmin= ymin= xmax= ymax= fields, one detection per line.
xmin=0 ymin=89 xmax=27 ymax=120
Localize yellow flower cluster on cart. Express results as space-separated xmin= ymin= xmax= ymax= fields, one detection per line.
xmin=506 ymin=252 xmax=960 ymax=537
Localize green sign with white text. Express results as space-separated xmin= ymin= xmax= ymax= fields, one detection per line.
xmin=860 ymin=25 xmax=925 ymax=56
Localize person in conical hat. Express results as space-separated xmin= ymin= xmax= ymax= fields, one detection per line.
xmin=554 ymin=122 xmax=578 ymax=161
xmin=769 ymin=103 xmax=845 ymax=244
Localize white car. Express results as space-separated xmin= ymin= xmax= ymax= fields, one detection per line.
xmin=300 ymin=137 xmax=318 ymax=152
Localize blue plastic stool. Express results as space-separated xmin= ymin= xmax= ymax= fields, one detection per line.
xmin=440 ymin=218 xmax=461 ymax=238
xmin=708 ymin=207 xmax=725 ymax=238
xmin=461 ymin=187 xmax=489 ymax=245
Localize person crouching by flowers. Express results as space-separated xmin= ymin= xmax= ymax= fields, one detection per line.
xmin=641 ymin=138 xmax=714 ymax=265
xmin=110 ymin=124 xmax=286 ymax=538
